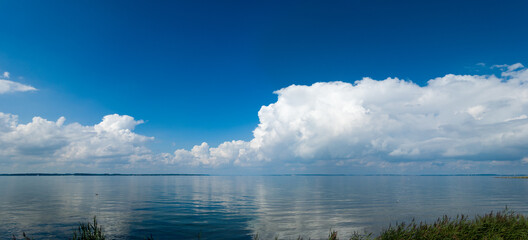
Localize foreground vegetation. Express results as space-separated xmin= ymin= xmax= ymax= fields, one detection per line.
xmin=350 ymin=209 xmax=528 ymax=240
xmin=11 ymin=209 xmax=528 ymax=240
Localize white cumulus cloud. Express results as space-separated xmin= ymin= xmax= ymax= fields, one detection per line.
xmin=0 ymin=113 xmax=153 ymax=167
xmin=168 ymin=63 xmax=528 ymax=169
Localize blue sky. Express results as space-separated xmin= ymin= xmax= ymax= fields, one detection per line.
xmin=1 ymin=0 xmax=528 ymax=174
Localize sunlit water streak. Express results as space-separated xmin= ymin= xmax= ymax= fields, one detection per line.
xmin=1 ymin=176 xmax=528 ymax=239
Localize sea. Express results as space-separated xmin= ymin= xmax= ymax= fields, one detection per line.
xmin=1 ymin=175 xmax=527 ymax=239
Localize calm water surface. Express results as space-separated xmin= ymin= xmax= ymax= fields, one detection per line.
xmin=1 ymin=176 xmax=528 ymax=239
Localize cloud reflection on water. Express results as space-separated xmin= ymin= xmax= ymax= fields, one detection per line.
xmin=2 ymin=176 xmax=528 ymax=239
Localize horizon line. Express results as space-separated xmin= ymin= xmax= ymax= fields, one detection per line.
xmin=0 ymin=173 xmax=525 ymax=177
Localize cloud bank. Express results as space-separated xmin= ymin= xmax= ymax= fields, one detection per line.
xmin=0 ymin=113 xmax=153 ymax=168
xmin=166 ymin=64 xmax=528 ymax=170
xmin=0 ymin=72 xmax=36 ymax=94
xmin=2 ymin=64 xmax=528 ymax=173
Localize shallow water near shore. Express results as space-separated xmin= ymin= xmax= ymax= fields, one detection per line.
xmin=1 ymin=176 xmax=528 ymax=239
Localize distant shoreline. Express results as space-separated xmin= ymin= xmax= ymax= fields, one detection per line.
xmin=495 ymin=176 xmax=528 ymax=179
xmin=0 ymin=173 xmax=210 ymax=176
xmin=1 ymin=173 xmax=526 ymax=177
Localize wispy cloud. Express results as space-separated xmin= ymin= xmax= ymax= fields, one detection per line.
xmin=0 ymin=71 xmax=36 ymax=94
xmin=492 ymin=63 xmax=524 ymax=72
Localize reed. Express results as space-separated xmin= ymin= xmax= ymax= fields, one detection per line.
xmin=10 ymin=208 xmax=528 ymax=240
xmin=71 ymin=216 xmax=105 ymax=240
xmin=351 ymin=208 xmax=528 ymax=240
